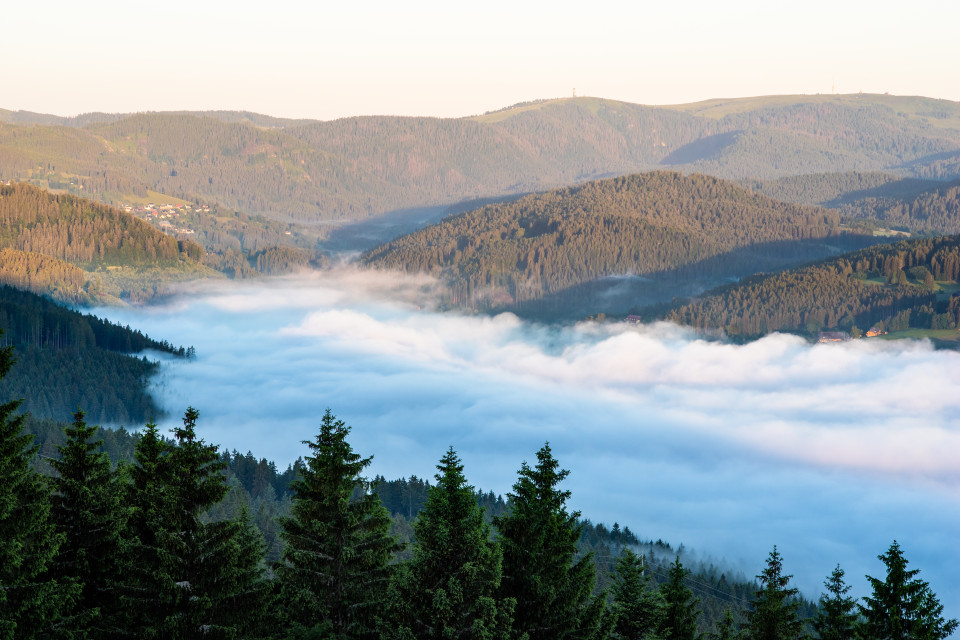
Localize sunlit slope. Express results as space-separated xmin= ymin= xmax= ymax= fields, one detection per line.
xmin=361 ymin=172 xmax=850 ymax=309
xmin=0 ymin=94 xmax=958 ymax=223
xmin=0 ymin=182 xmax=209 ymax=303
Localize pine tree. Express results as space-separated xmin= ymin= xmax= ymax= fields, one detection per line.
xmin=494 ymin=442 xmax=612 ymax=640
xmin=122 ymin=420 xmax=176 ymax=637
xmin=123 ymin=408 xmax=269 ymax=639
xmin=659 ymin=556 xmax=702 ymax=640
xmin=743 ymin=547 xmax=804 ymax=640
xmin=49 ymin=409 xmax=128 ymax=637
xmin=710 ymin=609 xmax=739 ymax=640
xmin=860 ymin=541 xmax=958 ymax=640
xmin=812 ymin=565 xmax=857 ymax=640
xmin=386 ymin=447 xmax=515 ymax=640
xmin=611 ymin=548 xmax=664 ymax=639
xmin=0 ymin=341 xmax=76 ymax=640
xmin=276 ymin=409 xmax=400 ymax=639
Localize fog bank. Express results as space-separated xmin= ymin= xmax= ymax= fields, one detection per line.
xmin=97 ymin=269 xmax=960 ymax=609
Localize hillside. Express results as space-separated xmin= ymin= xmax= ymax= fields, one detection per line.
xmin=741 ymin=172 xmax=960 ymax=235
xmin=0 ymin=182 xmax=212 ymax=302
xmin=1 ymin=94 xmax=958 ymax=227
xmin=362 ymin=172 xmax=874 ymax=315
xmin=657 ymin=235 xmax=960 ymax=341
xmin=0 ymin=284 xmax=188 ymax=423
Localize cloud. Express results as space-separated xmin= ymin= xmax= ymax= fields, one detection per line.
xmin=97 ymin=270 xmax=960 ymax=610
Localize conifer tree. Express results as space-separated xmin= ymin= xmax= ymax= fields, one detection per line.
xmin=743 ymin=547 xmax=804 ymax=640
xmin=386 ymin=447 xmax=515 ymax=640
xmin=611 ymin=548 xmax=664 ymax=639
xmin=494 ymin=442 xmax=612 ymax=640
xmin=277 ymin=409 xmax=400 ymax=639
xmin=0 ymin=343 xmax=75 ymax=639
xmin=812 ymin=565 xmax=857 ymax=640
xmin=859 ymin=541 xmax=958 ymax=640
xmin=710 ymin=609 xmax=739 ymax=640
xmin=123 ymin=408 xmax=269 ymax=639
xmin=659 ymin=556 xmax=702 ymax=640
xmin=122 ymin=420 xmax=176 ymax=637
xmin=49 ymin=409 xmax=128 ymax=637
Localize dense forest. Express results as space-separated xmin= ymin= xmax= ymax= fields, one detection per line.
xmin=362 ymin=172 xmax=874 ymax=313
xmin=2 ymin=94 xmax=959 ymax=225
xmin=0 ymin=182 xmax=208 ymax=303
xmin=740 ymin=172 xmax=940 ymax=209
xmin=656 ymin=235 xmax=960 ymax=340
xmin=838 ymin=180 xmax=960 ymax=235
xmin=0 ymin=182 xmax=202 ymax=266
xmin=0 ymin=284 xmax=189 ymax=423
xmin=5 ymin=388 xmax=955 ymax=639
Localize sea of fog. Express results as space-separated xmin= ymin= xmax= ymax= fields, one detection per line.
xmin=95 ymin=269 xmax=960 ymax=611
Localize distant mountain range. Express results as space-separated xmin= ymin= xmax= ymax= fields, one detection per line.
xmin=2 ymin=94 xmax=959 ymax=224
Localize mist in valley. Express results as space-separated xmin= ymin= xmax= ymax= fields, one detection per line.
xmin=96 ymin=268 xmax=960 ymax=610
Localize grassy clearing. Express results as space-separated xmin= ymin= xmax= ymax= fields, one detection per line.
xmin=119 ymin=189 xmax=194 ymax=207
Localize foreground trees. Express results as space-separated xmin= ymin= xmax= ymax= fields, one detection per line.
xmin=0 ymin=343 xmax=75 ymax=639
xmin=277 ymin=409 xmax=400 ymax=639
xmin=494 ymin=443 xmax=612 ymax=640
xmin=812 ymin=565 xmax=857 ymax=640
xmin=123 ymin=408 xmax=269 ymax=639
xmin=387 ymin=447 xmax=516 ymax=640
xmin=4 ymin=393 xmax=959 ymax=640
xmin=744 ymin=547 xmax=803 ymax=640
xmin=860 ymin=541 xmax=958 ymax=640
xmin=49 ymin=409 xmax=128 ymax=636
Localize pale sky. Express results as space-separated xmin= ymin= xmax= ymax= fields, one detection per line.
xmin=3 ymin=0 xmax=959 ymax=120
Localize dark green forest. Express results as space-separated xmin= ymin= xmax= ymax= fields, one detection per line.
xmin=0 ymin=284 xmax=189 ymax=423
xmin=4 ymin=388 xmax=956 ymax=639
xmin=656 ymin=235 xmax=960 ymax=340
xmin=3 ymin=94 xmax=959 ymax=225
xmin=362 ymin=172 xmax=873 ymax=314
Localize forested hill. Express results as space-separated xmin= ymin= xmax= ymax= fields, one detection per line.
xmin=838 ymin=179 xmax=960 ymax=235
xmin=1 ymin=93 xmax=959 ymax=224
xmin=657 ymin=235 xmax=960 ymax=340
xmin=0 ymin=284 xmax=189 ymax=423
xmin=0 ymin=182 xmax=206 ymax=303
xmin=362 ymin=172 xmax=863 ymax=312
xmin=0 ymin=182 xmax=202 ymax=266
xmin=740 ymin=172 xmax=960 ymax=235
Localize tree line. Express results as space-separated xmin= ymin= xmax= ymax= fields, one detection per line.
xmin=3 ymin=376 xmax=955 ymax=639
xmin=0 ymin=284 xmax=190 ymax=423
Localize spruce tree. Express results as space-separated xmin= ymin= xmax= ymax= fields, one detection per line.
xmin=276 ymin=409 xmax=400 ymax=639
xmin=743 ymin=547 xmax=804 ymax=640
xmin=493 ymin=442 xmax=612 ymax=640
xmin=812 ymin=565 xmax=857 ymax=640
xmin=659 ymin=556 xmax=702 ymax=640
xmin=123 ymin=408 xmax=269 ymax=639
xmin=0 ymin=343 xmax=75 ymax=640
xmin=49 ymin=409 xmax=128 ymax=637
xmin=386 ymin=447 xmax=515 ymax=640
xmin=860 ymin=541 xmax=958 ymax=640
xmin=122 ymin=419 xmax=176 ymax=637
xmin=611 ymin=548 xmax=664 ymax=639
xmin=710 ymin=609 xmax=739 ymax=640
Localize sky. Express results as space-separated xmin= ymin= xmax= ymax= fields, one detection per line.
xmin=96 ymin=270 xmax=960 ymax=612
xmin=3 ymin=0 xmax=959 ymax=120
